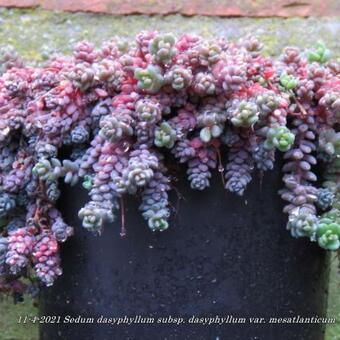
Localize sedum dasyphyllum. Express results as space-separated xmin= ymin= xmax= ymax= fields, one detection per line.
xmin=0 ymin=33 xmax=338 ymax=300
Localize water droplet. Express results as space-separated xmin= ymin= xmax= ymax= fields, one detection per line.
xmin=218 ymin=165 xmax=224 ymax=172
xmin=122 ymin=141 xmax=130 ymax=152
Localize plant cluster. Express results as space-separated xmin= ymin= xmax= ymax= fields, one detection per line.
xmin=0 ymin=33 xmax=338 ymax=300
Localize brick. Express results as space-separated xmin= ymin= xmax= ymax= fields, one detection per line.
xmin=0 ymin=0 xmax=339 ymax=17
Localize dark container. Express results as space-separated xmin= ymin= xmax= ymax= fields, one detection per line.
xmin=40 ymin=163 xmax=329 ymax=340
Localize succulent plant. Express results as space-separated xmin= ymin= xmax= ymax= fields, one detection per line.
xmin=307 ymin=42 xmax=331 ymax=64
xmin=316 ymin=188 xmax=334 ymax=211
xmin=32 ymin=233 xmax=62 ymax=286
xmin=316 ymin=212 xmax=340 ymax=250
xmin=71 ymin=125 xmax=90 ymax=144
xmin=192 ymin=72 xmax=216 ymax=96
xmin=33 ymin=158 xmax=63 ymax=181
xmin=256 ymin=91 xmax=280 ymax=116
xmin=147 ymin=210 xmax=169 ymax=232
xmin=317 ymin=128 xmax=340 ymax=162
xmin=187 ymin=160 xmax=211 ymax=190
xmin=0 ymin=33 xmax=339 ymax=299
xmin=65 ymin=62 xmax=95 ymax=92
xmin=51 ymin=217 xmax=73 ymax=243
xmin=280 ymin=72 xmax=299 ymax=90
xmin=0 ymin=193 xmax=16 ymax=218
xmin=46 ymin=180 xmax=61 ymax=202
xmin=121 ymin=145 xmax=159 ymax=194
xmin=197 ymin=106 xmax=226 ymax=142
xmin=134 ymin=65 xmax=164 ymax=93
xmin=165 ymin=65 xmax=193 ymax=91
xmin=0 ymin=237 xmax=8 ymax=274
xmin=287 ymin=209 xmax=318 ymax=238
xmin=95 ymin=59 xmax=124 ymax=90
xmin=150 ymin=33 xmax=177 ymax=64
xmin=220 ymin=64 xmax=247 ymax=92
xmin=225 ymin=140 xmax=253 ymax=196
xmin=135 ymin=98 xmax=161 ymax=124
xmin=140 ymin=168 xmax=170 ymax=232
xmin=99 ymin=115 xmax=133 ymax=142
xmin=154 ymin=122 xmax=177 ymax=149
xmin=231 ymin=101 xmax=259 ymax=128
xmin=264 ymin=126 xmax=295 ymax=152
xmin=251 ymin=143 xmax=275 ymax=171
xmin=78 ymin=202 xmax=112 ymax=232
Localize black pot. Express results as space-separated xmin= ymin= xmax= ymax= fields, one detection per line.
xmin=40 ymin=163 xmax=329 ymax=340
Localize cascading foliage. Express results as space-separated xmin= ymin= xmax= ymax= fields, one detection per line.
xmin=0 ymin=33 xmax=338 ymax=300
